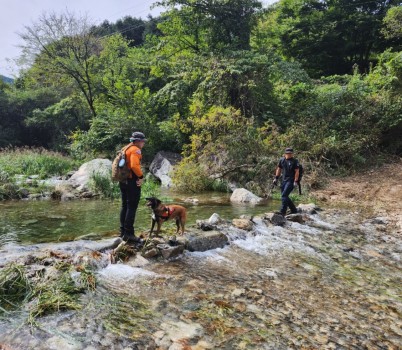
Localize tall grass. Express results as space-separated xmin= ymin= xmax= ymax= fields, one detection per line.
xmin=89 ymin=171 xmax=120 ymax=199
xmin=0 ymin=148 xmax=77 ymax=178
xmin=89 ymin=172 xmax=161 ymax=200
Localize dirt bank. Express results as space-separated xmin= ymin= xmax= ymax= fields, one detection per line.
xmin=312 ymin=160 xmax=402 ymax=235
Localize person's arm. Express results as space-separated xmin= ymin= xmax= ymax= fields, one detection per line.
xmin=130 ymin=152 xmax=143 ymax=179
xmin=275 ymin=167 xmax=282 ymax=178
xmin=294 ymin=168 xmax=300 ymax=182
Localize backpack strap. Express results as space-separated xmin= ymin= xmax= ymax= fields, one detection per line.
xmin=121 ymin=143 xmax=135 ymax=159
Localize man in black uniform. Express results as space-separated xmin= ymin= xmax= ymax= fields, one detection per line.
xmin=273 ymin=148 xmax=300 ymax=216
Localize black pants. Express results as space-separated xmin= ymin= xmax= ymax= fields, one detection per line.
xmin=280 ymin=180 xmax=297 ymax=215
xmin=119 ymin=178 xmax=141 ymax=237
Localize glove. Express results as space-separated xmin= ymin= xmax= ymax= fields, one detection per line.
xmin=293 ymin=180 xmax=299 ymax=187
xmin=272 ymin=178 xmax=278 ymax=186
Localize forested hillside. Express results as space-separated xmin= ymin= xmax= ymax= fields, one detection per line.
xmin=1 ymin=0 xmax=401 ymax=191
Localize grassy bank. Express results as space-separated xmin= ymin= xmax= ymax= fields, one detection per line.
xmin=0 ymin=148 xmax=78 ymax=200
xmin=0 ymin=148 xmax=77 ymax=178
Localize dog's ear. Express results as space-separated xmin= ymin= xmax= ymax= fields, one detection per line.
xmin=156 ymin=198 xmax=161 ymax=206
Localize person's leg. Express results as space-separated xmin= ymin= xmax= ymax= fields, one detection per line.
xmin=123 ymin=179 xmax=141 ymax=238
xmin=119 ymin=181 xmax=128 ymax=237
xmin=280 ymin=181 xmax=294 ymax=215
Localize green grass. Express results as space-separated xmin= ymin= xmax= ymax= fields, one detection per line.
xmin=0 ymin=148 xmax=77 ymax=179
xmin=89 ymin=172 xmax=161 ymax=200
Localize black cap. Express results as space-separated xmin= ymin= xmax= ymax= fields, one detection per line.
xmin=285 ymin=147 xmax=294 ymax=154
xmin=130 ymin=131 xmax=146 ymax=142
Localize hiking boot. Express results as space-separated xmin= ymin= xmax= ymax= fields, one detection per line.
xmin=274 ymin=211 xmax=285 ymax=217
xmin=123 ymin=235 xmax=144 ymax=247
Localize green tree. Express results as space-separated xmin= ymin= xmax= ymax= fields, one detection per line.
xmin=156 ymin=0 xmax=263 ymax=53
xmin=18 ymin=11 xmax=100 ymax=117
xmin=254 ymin=0 xmax=401 ymax=77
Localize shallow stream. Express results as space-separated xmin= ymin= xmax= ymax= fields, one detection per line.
xmin=0 ymin=192 xmax=401 ymax=349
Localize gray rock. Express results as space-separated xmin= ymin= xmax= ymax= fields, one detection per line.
xmin=208 ymin=213 xmax=223 ymax=225
xmin=297 ymin=203 xmax=320 ymax=214
xmin=149 ymin=151 xmax=182 ymax=187
xmin=286 ymin=213 xmax=305 ymax=223
xmin=230 ymin=188 xmax=264 ymax=204
xmin=186 ymin=230 xmax=229 ymax=252
xmin=158 ymin=244 xmax=184 ymax=259
xmin=196 ymin=220 xmax=215 ymax=231
xmin=264 ymin=212 xmax=286 ymax=226
xmin=68 ymin=158 xmax=112 ymax=192
xmin=142 ymin=247 xmax=159 ymax=258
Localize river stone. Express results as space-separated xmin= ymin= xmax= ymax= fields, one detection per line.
xmin=196 ymin=220 xmax=215 ymax=231
xmin=264 ymin=212 xmax=286 ymax=226
xmin=208 ymin=213 xmax=224 ymax=225
xmin=232 ymin=218 xmax=253 ymax=231
xmin=158 ymin=244 xmax=184 ymax=259
xmin=286 ymin=213 xmax=305 ymax=223
xmin=68 ymin=158 xmax=112 ymax=192
xmin=230 ymin=188 xmax=263 ymax=204
xmin=186 ymin=230 xmax=229 ymax=252
xmin=126 ymin=254 xmax=150 ymax=267
xmin=142 ymin=247 xmax=159 ymax=258
xmin=297 ymin=203 xmax=320 ymax=214
xmin=149 ymin=151 xmax=182 ymax=187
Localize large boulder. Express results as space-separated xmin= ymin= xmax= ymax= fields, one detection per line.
xmin=149 ymin=151 xmax=182 ymax=187
xmin=68 ymin=159 xmax=112 ymax=192
xmin=230 ymin=188 xmax=264 ymax=204
xmin=186 ymin=230 xmax=229 ymax=252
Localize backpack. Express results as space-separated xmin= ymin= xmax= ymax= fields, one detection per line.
xmin=111 ymin=144 xmax=134 ymax=182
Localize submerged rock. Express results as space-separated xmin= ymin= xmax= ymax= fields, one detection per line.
xmin=230 ymin=188 xmax=264 ymax=204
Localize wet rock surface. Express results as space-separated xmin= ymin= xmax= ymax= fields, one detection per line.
xmin=1 ymin=207 xmax=401 ymax=349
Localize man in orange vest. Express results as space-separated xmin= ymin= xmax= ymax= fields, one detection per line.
xmin=119 ymin=131 xmax=146 ymax=244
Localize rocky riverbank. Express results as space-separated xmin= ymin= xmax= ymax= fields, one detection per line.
xmin=1 ymin=202 xmax=401 ymax=349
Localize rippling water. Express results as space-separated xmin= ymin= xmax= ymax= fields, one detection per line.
xmin=1 ymin=198 xmax=401 ymax=349
xmin=0 ymin=190 xmax=279 ymax=245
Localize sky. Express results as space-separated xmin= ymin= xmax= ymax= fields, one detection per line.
xmin=0 ymin=0 xmax=276 ymax=77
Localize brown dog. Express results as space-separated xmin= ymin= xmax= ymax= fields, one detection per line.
xmin=145 ymin=197 xmax=187 ymax=235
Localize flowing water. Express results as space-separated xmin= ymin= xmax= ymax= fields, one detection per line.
xmin=0 ymin=193 xmax=401 ymax=349
xmin=0 ymin=191 xmax=277 ymax=245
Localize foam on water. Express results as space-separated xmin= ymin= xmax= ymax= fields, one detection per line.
xmin=98 ymin=263 xmax=158 ymax=280
xmin=185 ymin=247 xmax=229 ymax=262
xmin=231 ymin=222 xmax=323 ymax=258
